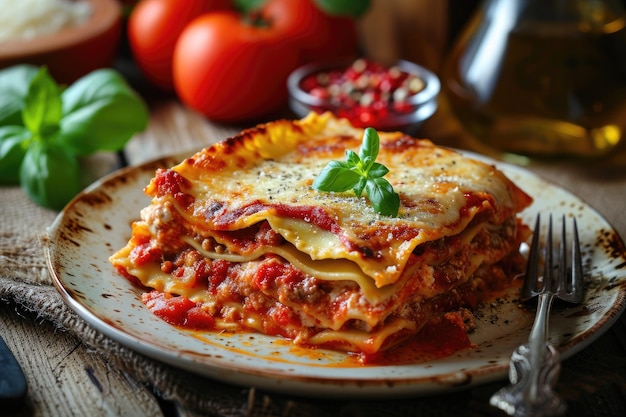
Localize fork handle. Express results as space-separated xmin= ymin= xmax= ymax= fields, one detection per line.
xmin=490 ymin=341 xmax=565 ymax=416
xmin=526 ymin=293 xmax=560 ymax=402
xmin=529 ymin=293 xmax=553 ymax=349
xmin=528 ymin=292 xmax=557 ymax=391
xmin=490 ymin=293 xmax=566 ymax=416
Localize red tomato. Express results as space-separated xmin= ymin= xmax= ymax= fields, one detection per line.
xmin=172 ymin=0 xmax=359 ymax=122
xmin=263 ymin=0 xmax=359 ymax=64
xmin=173 ymin=11 xmax=301 ymax=122
xmin=127 ymin=0 xmax=232 ymax=91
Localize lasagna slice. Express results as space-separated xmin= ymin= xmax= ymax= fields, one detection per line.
xmin=110 ymin=112 xmax=532 ymax=355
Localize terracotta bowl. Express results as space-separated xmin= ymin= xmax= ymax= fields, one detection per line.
xmin=0 ymin=0 xmax=122 ymax=84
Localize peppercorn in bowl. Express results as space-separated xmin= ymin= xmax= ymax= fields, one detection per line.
xmin=287 ymin=58 xmax=440 ymax=133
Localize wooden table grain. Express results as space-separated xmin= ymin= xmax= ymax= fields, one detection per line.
xmin=0 ymin=303 xmax=165 ymax=416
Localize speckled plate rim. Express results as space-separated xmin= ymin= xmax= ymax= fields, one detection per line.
xmin=44 ymin=150 xmax=626 ymax=399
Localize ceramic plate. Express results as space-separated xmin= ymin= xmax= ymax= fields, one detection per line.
xmin=44 ymin=151 xmax=626 ymax=399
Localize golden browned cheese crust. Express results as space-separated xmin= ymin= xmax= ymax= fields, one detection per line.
xmin=110 ymin=112 xmax=532 ymax=354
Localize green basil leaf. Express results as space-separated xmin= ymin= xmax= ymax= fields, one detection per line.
xmin=20 ymin=141 xmax=81 ymax=210
xmin=353 ymin=176 xmax=367 ymax=197
xmin=359 ymin=127 xmax=379 ymax=168
xmin=60 ymin=69 xmax=149 ymax=155
xmin=346 ymin=149 xmax=360 ymax=166
xmin=312 ymin=160 xmax=360 ymax=192
xmin=22 ymin=67 xmax=62 ymax=139
xmin=0 ymin=65 xmax=39 ymax=127
xmin=361 ymin=155 xmax=374 ymax=173
xmin=313 ymin=127 xmax=400 ymax=216
xmin=367 ymin=162 xmax=389 ymax=178
xmin=0 ymin=126 xmax=31 ymax=184
xmin=314 ymin=0 xmax=371 ymax=17
xmin=365 ymin=177 xmax=400 ymax=217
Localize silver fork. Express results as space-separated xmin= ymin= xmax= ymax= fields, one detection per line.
xmin=490 ymin=214 xmax=584 ymax=417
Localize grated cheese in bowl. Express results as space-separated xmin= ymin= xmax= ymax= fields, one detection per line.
xmin=0 ymin=0 xmax=92 ymax=42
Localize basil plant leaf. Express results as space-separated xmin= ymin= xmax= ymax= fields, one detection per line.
xmin=22 ymin=67 xmax=62 ymax=139
xmin=0 ymin=65 xmax=39 ymax=127
xmin=0 ymin=126 xmax=31 ymax=184
xmin=20 ymin=141 xmax=81 ymax=210
xmin=60 ymin=69 xmax=149 ymax=155
xmin=345 ymin=149 xmax=360 ymax=166
xmin=312 ymin=160 xmax=360 ymax=192
xmin=365 ymin=177 xmax=400 ymax=217
xmin=367 ymin=162 xmax=389 ymax=178
xmin=359 ymin=127 xmax=379 ymax=165
xmin=313 ymin=127 xmax=400 ymax=217
xmin=353 ymin=176 xmax=367 ymax=197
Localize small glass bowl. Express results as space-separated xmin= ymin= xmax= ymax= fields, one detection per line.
xmin=287 ymin=58 xmax=440 ymax=133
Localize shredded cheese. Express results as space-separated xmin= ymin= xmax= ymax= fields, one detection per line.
xmin=0 ymin=0 xmax=92 ymax=42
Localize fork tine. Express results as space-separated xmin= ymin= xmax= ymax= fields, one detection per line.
xmin=543 ymin=214 xmax=555 ymax=293
xmin=553 ymin=215 xmax=584 ymax=303
xmin=522 ymin=213 xmax=542 ymax=301
xmin=567 ymin=217 xmax=584 ymax=303
xmin=572 ymin=217 xmax=583 ymax=300
xmin=557 ymin=214 xmax=568 ymax=294
xmin=522 ymin=214 xmax=584 ymax=303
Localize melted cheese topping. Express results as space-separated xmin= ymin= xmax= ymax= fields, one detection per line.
xmin=148 ymin=112 xmax=531 ymax=287
xmin=110 ymin=112 xmax=533 ymax=354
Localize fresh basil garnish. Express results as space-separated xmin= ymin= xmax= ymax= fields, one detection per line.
xmin=313 ymin=127 xmax=400 ymax=217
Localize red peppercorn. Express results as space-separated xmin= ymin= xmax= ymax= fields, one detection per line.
xmin=298 ymin=59 xmax=426 ymax=128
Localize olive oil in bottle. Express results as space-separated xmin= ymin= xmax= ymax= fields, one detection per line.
xmin=443 ymin=0 xmax=626 ymax=160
